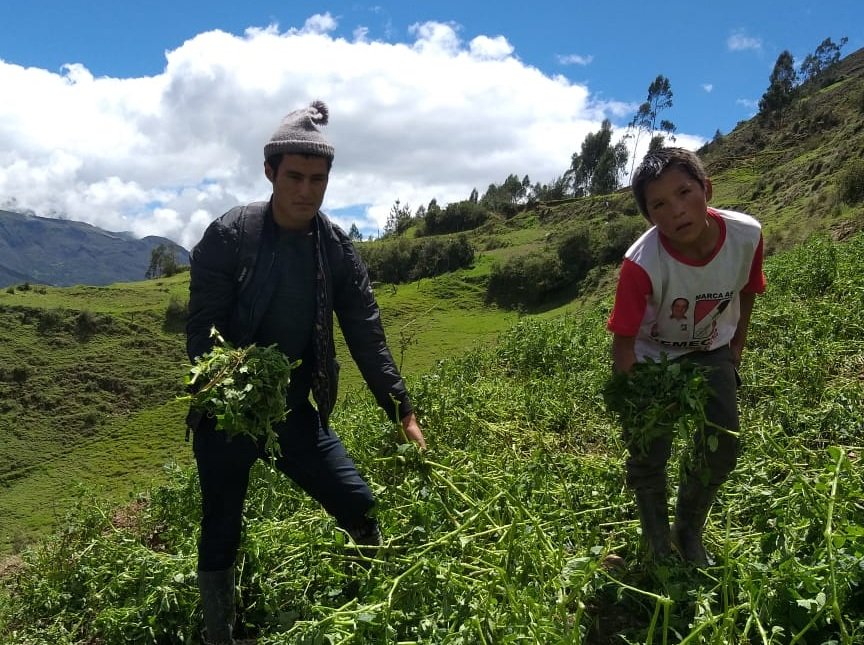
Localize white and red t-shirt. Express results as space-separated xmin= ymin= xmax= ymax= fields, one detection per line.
xmin=607 ymin=208 xmax=766 ymax=361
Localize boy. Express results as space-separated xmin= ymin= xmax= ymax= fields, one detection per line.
xmin=607 ymin=147 xmax=765 ymax=564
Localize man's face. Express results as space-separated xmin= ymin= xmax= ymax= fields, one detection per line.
xmin=265 ymin=154 xmax=330 ymax=231
xmin=671 ymin=299 xmax=688 ymax=319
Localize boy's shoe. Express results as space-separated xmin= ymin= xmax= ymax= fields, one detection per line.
xmin=633 ymin=488 xmax=671 ymax=560
xmin=672 ymin=482 xmax=720 ymax=566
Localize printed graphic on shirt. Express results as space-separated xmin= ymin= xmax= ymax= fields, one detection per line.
xmin=669 ymin=298 xmax=689 ymax=332
xmin=693 ymin=292 xmax=732 ymax=340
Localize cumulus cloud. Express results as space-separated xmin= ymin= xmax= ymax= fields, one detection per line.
xmin=0 ymin=13 xmax=698 ymax=249
xmin=702 ymin=84 xmax=714 ymax=93
xmin=727 ymin=31 xmax=762 ymax=52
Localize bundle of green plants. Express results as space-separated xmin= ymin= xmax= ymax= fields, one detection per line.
xmin=602 ymin=356 xmax=712 ymax=456
xmin=180 ymin=328 xmax=297 ymax=457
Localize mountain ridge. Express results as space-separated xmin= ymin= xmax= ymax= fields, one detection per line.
xmin=0 ymin=209 xmax=189 ymax=287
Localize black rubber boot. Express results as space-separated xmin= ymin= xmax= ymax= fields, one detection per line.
xmin=198 ymin=568 xmax=235 ymax=645
xmin=672 ymin=481 xmax=720 ymax=566
xmin=633 ymin=488 xmax=671 ymax=560
xmin=346 ymin=516 xmax=383 ymax=557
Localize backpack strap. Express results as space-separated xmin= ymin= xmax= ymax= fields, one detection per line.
xmin=235 ymin=202 xmax=267 ymax=294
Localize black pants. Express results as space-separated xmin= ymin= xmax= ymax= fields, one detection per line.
xmin=193 ymin=401 xmax=375 ymax=572
xmin=625 ymin=345 xmax=741 ymax=491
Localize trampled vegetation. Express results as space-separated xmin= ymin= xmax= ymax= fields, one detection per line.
xmin=1 ymin=233 xmax=862 ymax=643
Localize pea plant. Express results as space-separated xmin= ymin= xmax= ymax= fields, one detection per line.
xmin=180 ymin=327 xmax=298 ymax=457
xmin=1 ymin=235 xmax=863 ymax=644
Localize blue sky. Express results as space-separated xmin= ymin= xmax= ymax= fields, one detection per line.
xmin=0 ymin=1 xmax=860 ymax=246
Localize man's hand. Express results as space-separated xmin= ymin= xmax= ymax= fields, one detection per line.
xmin=401 ymin=412 xmax=427 ymax=450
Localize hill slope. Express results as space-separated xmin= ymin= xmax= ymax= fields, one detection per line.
xmin=0 ymin=210 xmax=189 ymax=287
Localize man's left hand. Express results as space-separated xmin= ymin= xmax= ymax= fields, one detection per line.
xmin=401 ymin=412 xmax=427 ymax=450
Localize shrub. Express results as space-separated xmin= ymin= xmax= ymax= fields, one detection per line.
xmin=486 ymin=252 xmax=568 ymax=308
xmin=164 ymin=295 xmax=188 ymax=332
xmin=838 ymin=159 xmax=864 ymax=205
xmin=358 ymin=236 xmax=474 ymax=284
xmin=36 ymin=308 xmax=65 ymax=334
xmin=422 ymin=200 xmax=490 ymax=236
xmin=75 ymin=309 xmax=99 ymax=340
xmin=10 ymin=365 xmax=29 ymax=385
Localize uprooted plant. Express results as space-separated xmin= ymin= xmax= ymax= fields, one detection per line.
xmin=180 ymin=327 xmax=298 ymax=457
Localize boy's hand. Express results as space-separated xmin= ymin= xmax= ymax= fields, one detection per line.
xmin=730 ymin=340 xmax=743 ymax=368
xmin=611 ymin=334 xmax=637 ymax=374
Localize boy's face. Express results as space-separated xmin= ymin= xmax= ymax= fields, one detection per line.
xmin=643 ymin=166 xmax=714 ymax=254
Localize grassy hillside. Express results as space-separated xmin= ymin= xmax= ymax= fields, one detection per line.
xmin=0 ymin=45 xmax=863 ymax=644
xmin=1 ymin=233 xmax=862 ymax=643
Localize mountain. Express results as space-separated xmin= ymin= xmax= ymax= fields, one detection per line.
xmin=0 ymin=210 xmax=189 ymax=287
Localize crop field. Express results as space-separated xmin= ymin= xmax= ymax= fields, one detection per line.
xmin=1 ymin=234 xmax=862 ymax=643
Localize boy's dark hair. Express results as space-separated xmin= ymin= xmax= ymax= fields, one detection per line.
xmin=265 ymin=153 xmax=334 ymax=174
xmin=631 ymin=147 xmax=709 ymax=218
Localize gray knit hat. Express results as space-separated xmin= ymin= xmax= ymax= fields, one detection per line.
xmin=264 ymin=100 xmax=335 ymax=161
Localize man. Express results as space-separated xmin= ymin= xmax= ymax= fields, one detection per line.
xmin=186 ymin=100 xmax=426 ymax=644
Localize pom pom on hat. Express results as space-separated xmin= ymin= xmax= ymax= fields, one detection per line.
xmin=264 ymin=100 xmax=334 ymax=161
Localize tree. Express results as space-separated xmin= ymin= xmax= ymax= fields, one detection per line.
xmin=383 ymin=199 xmax=413 ymax=237
xmin=569 ymin=120 xmax=628 ymax=196
xmin=759 ymin=50 xmax=797 ymax=121
xmin=627 ymin=75 xmax=676 ymax=176
xmin=800 ymin=36 xmax=848 ymax=84
xmin=531 ymin=175 xmax=572 ymax=202
xmin=468 ymin=188 xmax=479 ymax=203
xmin=347 ymin=223 xmax=363 ymax=241
xmin=146 ymin=244 xmax=179 ymax=279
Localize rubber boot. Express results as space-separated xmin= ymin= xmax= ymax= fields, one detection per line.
xmin=633 ymin=488 xmax=671 ymax=560
xmin=198 ymin=568 xmax=235 ymax=645
xmin=672 ymin=481 xmax=720 ymax=566
xmin=346 ymin=516 xmax=383 ymax=558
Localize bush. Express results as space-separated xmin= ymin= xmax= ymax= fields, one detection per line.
xmin=164 ymin=295 xmax=188 ymax=332
xmin=36 ymin=308 xmax=65 ymax=334
xmin=10 ymin=365 xmax=29 ymax=385
xmin=75 ymin=309 xmax=99 ymax=340
xmin=838 ymin=159 xmax=864 ymax=205
xmin=422 ymin=200 xmax=490 ymax=236
xmin=486 ymin=252 xmax=568 ymax=308
xmin=358 ymin=236 xmax=474 ymax=284
xmin=556 ymin=216 xmax=646 ymax=284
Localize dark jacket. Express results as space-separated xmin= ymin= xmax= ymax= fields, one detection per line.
xmin=186 ymin=200 xmax=412 ymax=427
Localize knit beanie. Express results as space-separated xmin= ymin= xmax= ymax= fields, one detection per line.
xmin=264 ymin=100 xmax=335 ymax=161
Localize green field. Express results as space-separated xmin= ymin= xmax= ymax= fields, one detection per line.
xmin=1 ymin=234 xmax=862 ymax=643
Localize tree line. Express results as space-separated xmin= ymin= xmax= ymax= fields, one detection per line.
xmin=759 ymin=36 xmax=848 ymax=123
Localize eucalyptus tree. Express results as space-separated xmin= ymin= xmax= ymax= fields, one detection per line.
xmin=627 ymin=75 xmax=676 ymax=176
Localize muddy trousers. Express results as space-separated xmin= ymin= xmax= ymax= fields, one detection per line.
xmin=625 ymin=346 xmax=741 ymax=558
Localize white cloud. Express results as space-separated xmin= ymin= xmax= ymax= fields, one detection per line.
xmin=702 ymin=84 xmax=714 ymax=93
xmin=557 ymin=54 xmax=594 ymax=66
xmin=469 ymin=35 xmax=514 ymax=60
xmin=0 ymin=17 xmax=701 ymax=248
xmin=736 ymin=98 xmax=758 ymax=109
xmin=727 ymin=31 xmax=762 ymax=52
xmin=298 ymin=12 xmax=339 ymax=35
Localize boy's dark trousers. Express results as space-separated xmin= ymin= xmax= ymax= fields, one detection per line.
xmin=626 ymin=345 xmax=740 ymax=562
xmin=192 ymin=400 xmax=377 ymax=642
